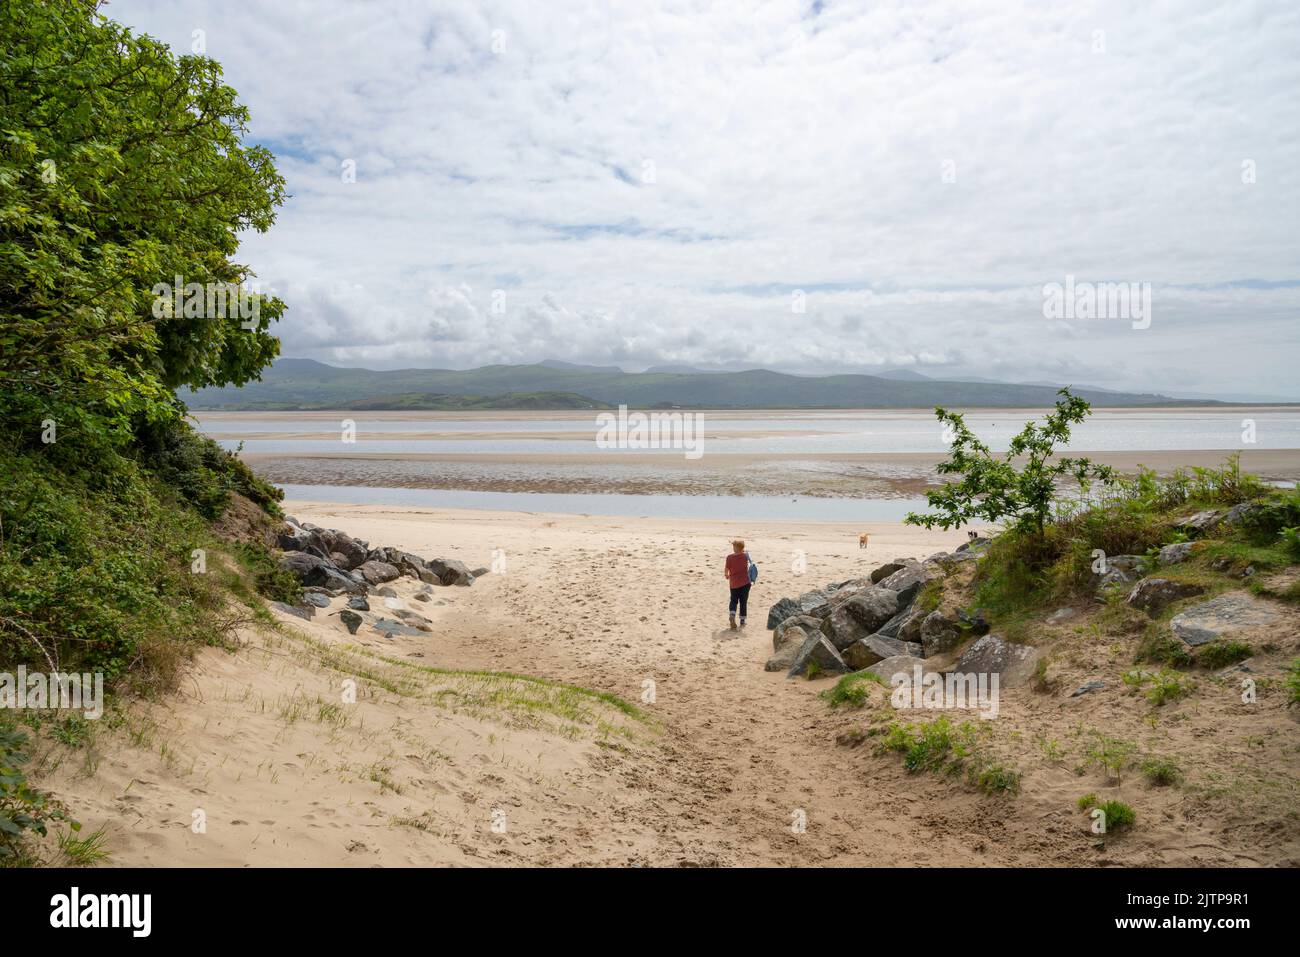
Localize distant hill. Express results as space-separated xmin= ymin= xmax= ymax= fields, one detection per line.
xmin=184 ymin=358 xmax=1221 ymax=410
xmin=190 ymin=387 xmax=610 ymax=411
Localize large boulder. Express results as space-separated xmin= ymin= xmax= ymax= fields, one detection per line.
xmin=277 ymin=522 xmax=330 ymax=559
xmin=318 ymin=529 xmax=368 ymax=570
xmin=786 ymin=633 xmax=849 ymax=679
xmin=876 ymin=562 xmax=937 ymax=605
xmin=1125 ymin=578 xmax=1206 ymax=615
xmin=774 ymin=614 xmax=822 ymax=650
xmin=869 ymin=561 xmax=907 ymax=584
xmin=843 ymin=634 xmax=922 ymax=670
xmin=357 ymin=560 xmax=401 ymax=585
xmin=1157 ymin=542 xmax=1197 ymax=566
xmin=765 ymin=625 xmax=808 ymax=672
xmin=766 ymin=597 xmax=802 ymax=630
xmin=1170 ymin=592 xmax=1280 ymax=646
xmin=919 ymin=610 xmax=963 ymax=657
xmin=952 ymin=633 xmax=1041 ymax=688
xmin=821 ymin=604 xmax=876 ymax=651
xmin=278 ymin=551 xmax=366 ymax=594
xmin=427 ymin=557 xmax=474 ymax=586
xmin=1178 ymin=509 xmax=1225 ymax=536
xmin=839 ymin=587 xmax=900 ymax=632
xmin=862 ymin=654 xmax=932 ymax=684
xmin=797 ymin=588 xmax=833 ymax=616
xmin=895 ymin=605 xmax=930 ymax=643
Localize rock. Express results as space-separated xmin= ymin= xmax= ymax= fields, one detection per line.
xmin=277 ymin=522 xmax=329 ymax=559
xmin=1093 ymin=554 xmax=1146 ymax=589
xmin=875 ymin=606 xmax=913 ymax=639
xmin=1170 ymin=592 xmax=1280 ymax=647
xmin=956 ymin=536 xmax=991 ymax=553
xmin=301 ymin=592 xmax=331 ymax=608
xmin=374 ymin=585 xmax=399 ymax=597
xmin=339 ymin=610 xmax=363 ymax=635
xmin=876 ymin=562 xmax=937 ymax=606
xmin=413 ymin=592 xmax=431 ymax=602
xmin=1070 ymin=680 xmax=1106 ymax=697
xmin=821 ymin=603 xmax=876 ymax=651
xmin=278 ymin=551 xmax=366 ymax=594
xmin=1224 ymin=501 xmax=1264 ymax=527
xmin=370 ymin=617 xmax=429 ymax=638
xmin=895 ymin=606 xmax=930 ymax=643
xmin=861 ymin=654 xmax=931 ymax=684
xmin=765 ymin=625 xmax=808 ymax=672
xmin=952 ymin=633 xmax=1042 ymax=688
xmin=427 ymin=557 xmax=474 ymax=586
xmin=956 ymin=608 xmax=990 ymax=636
xmin=357 ymin=560 xmax=401 ymax=585
xmin=470 ymin=567 xmax=491 ymax=577
xmin=393 ymin=609 xmax=433 ymax=631
xmin=839 ymin=587 xmax=901 ymax=632
xmin=773 ymin=614 xmax=823 ymax=650
xmin=319 ymin=529 xmax=368 ymax=570
xmin=797 ymin=589 xmax=832 ymax=615
xmin=919 ymin=610 xmax=963 ymax=657
xmin=869 ymin=562 xmax=906 ymax=584
xmin=1125 ymin=578 xmax=1206 ymax=615
xmin=842 ymin=634 xmax=923 ymax=670
xmin=786 ymin=633 xmax=849 ymax=679
xmin=270 ymin=601 xmax=315 ymax=620
xmin=1157 ymin=541 xmax=1196 ymax=565
xmin=346 ymin=596 xmax=370 ymax=611
xmin=766 ymin=597 xmax=802 ymax=630
xmin=1046 ymin=607 xmax=1078 ymax=625
xmin=1178 ymin=509 xmax=1225 ymax=536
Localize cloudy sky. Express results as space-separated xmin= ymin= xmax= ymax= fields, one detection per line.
xmin=111 ymin=0 xmax=1299 ymax=398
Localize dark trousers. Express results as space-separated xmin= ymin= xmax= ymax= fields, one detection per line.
xmin=729 ymin=583 xmax=751 ymax=619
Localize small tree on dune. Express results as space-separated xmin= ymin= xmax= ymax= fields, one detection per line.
xmin=904 ymin=388 xmax=1115 ymax=539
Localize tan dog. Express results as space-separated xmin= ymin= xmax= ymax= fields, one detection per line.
xmin=858 ymin=532 xmax=869 ymax=549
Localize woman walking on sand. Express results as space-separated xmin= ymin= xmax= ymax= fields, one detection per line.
xmin=724 ymin=538 xmax=755 ymax=629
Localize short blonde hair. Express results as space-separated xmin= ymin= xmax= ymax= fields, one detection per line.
xmin=731 ymin=539 xmax=745 ymax=550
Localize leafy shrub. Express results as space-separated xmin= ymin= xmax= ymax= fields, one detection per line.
xmin=0 ymin=725 xmax=78 ymax=865
xmin=905 ymin=389 xmax=1114 ymax=538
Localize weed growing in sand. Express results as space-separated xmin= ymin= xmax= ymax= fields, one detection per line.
xmin=1285 ymin=659 xmax=1300 ymax=705
xmin=822 ymin=671 xmax=885 ymax=709
xmin=1140 ymin=756 xmax=1182 ymax=787
xmin=879 ymin=716 xmax=1018 ymax=794
xmin=1096 ymin=799 xmax=1136 ymax=832
xmin=1196 ymin=640 xmax=1252 ymax=670
xmin=1036 ymin=735 xmax=1065 ymax=763
xmin=56 ymin=822 xmax=111 ymax=866
xmin=1077 ymin=793 xmax=1098 ymax=810
xmin=1123 ymin=668 xmax=1193 ymax=707
xmin=1082 ymin=731 xmax=1137 ymax=782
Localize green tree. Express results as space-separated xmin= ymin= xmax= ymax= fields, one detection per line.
xmin=0 ymin=0 xmax=286 ymax=438
xmin=905 ymin=388 xmax=1114 ymax=537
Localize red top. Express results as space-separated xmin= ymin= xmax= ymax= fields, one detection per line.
xmin=725 ymin=552 xmax=750 ymax=588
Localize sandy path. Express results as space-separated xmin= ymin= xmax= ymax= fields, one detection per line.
xmin=284 ymin=502 xmax=1009 ymax=865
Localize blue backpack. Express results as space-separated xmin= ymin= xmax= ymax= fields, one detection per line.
xmin=747 ymin=553 xmax=758 ymax=583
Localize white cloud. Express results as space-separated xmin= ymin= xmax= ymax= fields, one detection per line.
xmin=112 ymin=0 xmax=1300 ymax=397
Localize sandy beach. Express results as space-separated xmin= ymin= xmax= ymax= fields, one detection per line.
xmin=40 ymin=503 xmax=1298 ymax=867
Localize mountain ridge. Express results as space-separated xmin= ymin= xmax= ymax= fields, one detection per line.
xmin=181 ymin=358 xmax=1252 ymax=410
